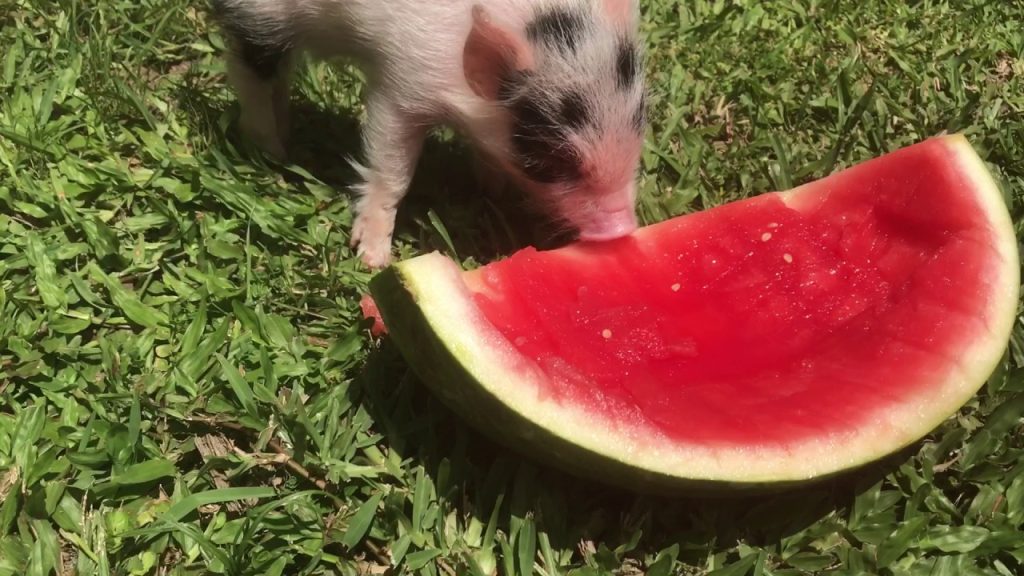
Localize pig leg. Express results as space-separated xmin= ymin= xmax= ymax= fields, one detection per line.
xmin=271 ymin=67 xmax=292 ymax=148
xmin=350 ymin=93 xmax=428 ymax=269
xmin=224 ymin=40 xmax=292 ymax=160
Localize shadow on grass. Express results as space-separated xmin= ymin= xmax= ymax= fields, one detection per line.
xmin=355 ymin=339 xmax=912 ymax=564
xmin=178 ymin=78 xmax=569 ymax=266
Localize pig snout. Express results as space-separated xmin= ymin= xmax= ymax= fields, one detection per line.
xmin=574 ymin=204 xmax=638 ymax=242
xmin=576 ymin=209 xmax=638 ymax=241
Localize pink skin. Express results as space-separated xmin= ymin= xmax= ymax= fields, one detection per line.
xmin=219 ymin=0 xmax=644 ymax=267
xmin=549 ymin=183 xmax=639 ymax=241
xmin=508 ymin=170 xmax=641 ymax=242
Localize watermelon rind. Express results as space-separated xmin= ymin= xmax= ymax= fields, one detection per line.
xmin=368 ymin=135 xmax=1019 ymax=492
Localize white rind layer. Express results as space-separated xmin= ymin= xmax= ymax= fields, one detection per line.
xmin=385 ymin=135 xmax=1019 ymax=483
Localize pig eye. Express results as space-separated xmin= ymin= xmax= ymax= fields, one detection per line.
xmin=615 ymin=38 xmax=640 ymax=90
xmin=559 ymin=91 xmax=589 ymax=130
xmin=632 ymin=93 xmax=646 ymax=133
xmin=510 ymin=96 xmax=583 ymax=184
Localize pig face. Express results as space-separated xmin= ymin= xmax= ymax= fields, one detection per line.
xmin=464 ymin=0 xmax=646 ymax=242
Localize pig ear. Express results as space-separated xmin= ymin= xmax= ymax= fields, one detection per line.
xmin=463 ymin=5 xmax=533 ymax=101
xmin=601 ymin=0 xmax=638 ymax=23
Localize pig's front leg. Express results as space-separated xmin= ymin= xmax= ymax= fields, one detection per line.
xmin=350 ymin=94 xmax=427 ymax=269
xmin=225 ymin=49 xmax=293 ymax=161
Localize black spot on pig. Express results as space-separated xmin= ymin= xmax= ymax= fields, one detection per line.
xmin=616 ymin=39 xmax=639 ymax=90
xmin=510 ymin=96 xmax=582 ymax=183
xmin=239 ymin=39 xmax=289 ymax=80
xmin=559 ymin=91 xmax=590 ymax=130
xmin=212 ymin=0 xmax=291 ymax=80
xmin=527 ymin=8 xmax=585 ymax=53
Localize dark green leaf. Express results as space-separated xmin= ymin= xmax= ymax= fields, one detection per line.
xmin=109 ymin=459 xmax=176 ymax=486
xmin=88 ymin=263 xmax=169 ymax=328
xmin=340 ymin=492 xmax=383 ymax=550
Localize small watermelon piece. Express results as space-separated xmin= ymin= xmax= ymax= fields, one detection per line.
xmin=369 ymin=135 xmax=1019 ymax=491
xmin=360 ymin=293 xmax=387 ymax=336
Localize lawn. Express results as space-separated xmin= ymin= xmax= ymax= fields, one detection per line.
xmin=1 ymin=0 xmax=1023 ymax=574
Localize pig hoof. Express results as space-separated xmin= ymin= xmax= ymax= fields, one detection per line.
xmin=351 ymin=212 xmax=394 ymax=269
xmin=358 ymin=245 xmax=392 ymax=269
xmin=253 ymin=134 xmax=288 ymax=162
xmin=239 ymin=116 xmax=288 ymax=161
xmin=354 ymin=237 xmax=393 ymax=269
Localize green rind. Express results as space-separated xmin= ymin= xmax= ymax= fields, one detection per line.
xmin=369 ymin=135 xmax=1019 ymax=493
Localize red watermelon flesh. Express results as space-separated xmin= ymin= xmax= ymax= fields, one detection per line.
xmin=464 ymin=139 xmax=997 ymax=446
xmin=360 ymin=293 xmax=387 ymax=336
xmin=368 ymin=135 xmax=1018 ymax=486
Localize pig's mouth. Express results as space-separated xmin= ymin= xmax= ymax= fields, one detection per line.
xmin=575 ymin=207 xmax=639 ymax=242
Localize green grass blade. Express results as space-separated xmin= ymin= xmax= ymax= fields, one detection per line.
xmin=340 ymin=492 xmax=384 ymax=550
xmin=161 ymin=487 xmax=278 ymax=524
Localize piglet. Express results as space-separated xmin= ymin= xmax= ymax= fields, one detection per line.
xmin=212 ymin=0 xmax=647 ymax=268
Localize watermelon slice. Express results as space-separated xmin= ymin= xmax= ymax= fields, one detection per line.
xmin=369 ymin=135 xmax=1019 ymax=490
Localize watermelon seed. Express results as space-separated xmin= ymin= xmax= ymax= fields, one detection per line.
xmin=768 ymin=222 xmax=780 ymax=228
xmin=601 ymin=329 xmax=612 ymax=339
xmin=671 ymin=283 xmax=681 ymax=292
xmin=761 ymin=232 xmax=773 ymax=242
xmin=783 ymin=253 xmax=793 ymax=263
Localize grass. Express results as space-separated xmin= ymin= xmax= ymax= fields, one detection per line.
xmin=1 ymin=0 xmax=1023 ymax=574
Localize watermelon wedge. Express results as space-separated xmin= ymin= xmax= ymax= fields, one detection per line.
xmin=368 ymin=135 xmax=1019 ymax=490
